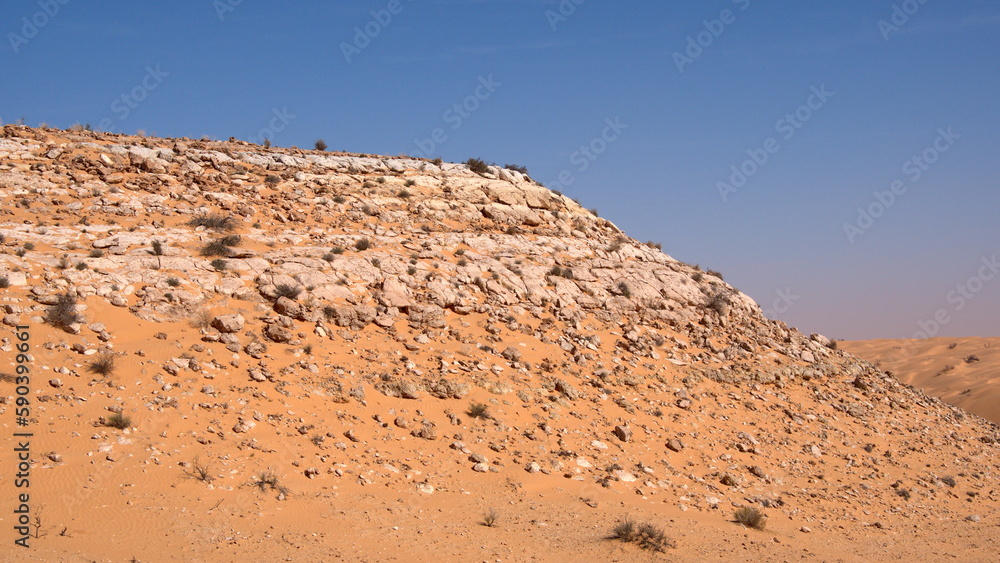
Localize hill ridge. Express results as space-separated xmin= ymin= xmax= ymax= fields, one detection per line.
xmin=0 ymin=125 xmax=997 ymax=561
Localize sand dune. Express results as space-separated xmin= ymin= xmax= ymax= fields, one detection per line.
xmin=842 ymin=337 xmax=999 ymax=424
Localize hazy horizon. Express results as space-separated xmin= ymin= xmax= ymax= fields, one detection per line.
xmin=2 ymin=1 xmax=997 ymax=340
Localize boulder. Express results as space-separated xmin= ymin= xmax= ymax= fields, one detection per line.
xmin=211 ymin=314 xmax=244 ymax=333
xmin=380 ymin=275 xmax=412 ymax=308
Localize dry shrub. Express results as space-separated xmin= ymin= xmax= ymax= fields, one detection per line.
xmin=190 ymin=309 xmax=214 ymax=330
xmin=734 ymin=506 xmax=767 ymax=530
xmin=88 ymin=353 xmax=116 ymax=376
xmin=44 ymin=292 xmax=82 ymax=329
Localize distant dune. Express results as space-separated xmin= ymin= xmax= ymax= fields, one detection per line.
xmin=841 ymin=337 xmax=999 ymax=424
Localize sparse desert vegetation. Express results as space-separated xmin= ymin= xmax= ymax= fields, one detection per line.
xmin=253 ymin=471 xmax=289 ymax=499
xmin=87 ymin=353 xmax=116 ymax=376
xmin=274 ymin=283 xmax=303 ymax=300
xmin=482 ymin=508 xmax=500 ymax=527
xmin=184 ymin=459 xmax=215 ymax=484
xmin=610 ymin=518 xmax=672 ymax=552
xmin=44 ymin=292 xmax=82 ymax=329
xmin=188 ymin=213 xmax=238 ymax=232
xmin=734 ymin=506 xmax=767 ymax=530
xmin=467 ymin=402 xmax=490 ymax=419
xmin=465 ymin=157 xmax=490 ymax=174
xmin=104 ymin=412 xmax=132 ymax=430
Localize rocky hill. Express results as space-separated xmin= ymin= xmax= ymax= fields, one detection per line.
xmin=1 ymin=126 xmax=998 ymax=561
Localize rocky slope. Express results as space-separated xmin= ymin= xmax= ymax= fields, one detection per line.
xmin=842 ymin=337 xmax=1000 ymax=424
xmin=1 ymin=126 xmax=998 ymax=561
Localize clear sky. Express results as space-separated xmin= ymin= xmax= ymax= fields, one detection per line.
xmin=2 ymin=1 xmax=998 ymax=340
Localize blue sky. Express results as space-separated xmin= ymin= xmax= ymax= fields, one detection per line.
xmin=2 ymin=0 xmax=998 ymax=339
